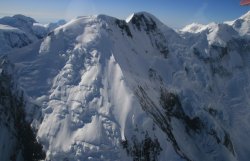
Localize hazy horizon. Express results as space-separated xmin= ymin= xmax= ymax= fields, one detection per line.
xmin=1 ymin=0 xmax=250 ymax=28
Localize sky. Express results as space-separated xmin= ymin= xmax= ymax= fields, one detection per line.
xmin=0 ymin=0 xmax=249 ymax=28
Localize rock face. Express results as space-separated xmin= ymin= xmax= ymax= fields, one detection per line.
xmin=0 ymin=56 xmax=45 ymax=161
xmin=1 ymin=11 xmax=250 ymax=161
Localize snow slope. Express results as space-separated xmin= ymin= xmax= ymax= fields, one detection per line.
xmin=0 ymin=24 xmax=34 ymax=54
xmin=5 ymin=11 xmax=250 ymax=161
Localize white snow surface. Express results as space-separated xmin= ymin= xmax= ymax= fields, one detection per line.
xmin=5 ymin=11 xmax=250 ymax=161
xmin=180 ymin=23 xmax=208 ymax=33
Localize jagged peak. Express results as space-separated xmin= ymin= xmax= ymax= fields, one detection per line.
xmin=126 ymin=11 xmax=172 ymax=33
xmin=127 ymin=12 xmax=158 ymax=21
xmin=126 ymin=12 xmax=157 ymax=22
xmin=126 ymin=12 xmax=163 ymax=26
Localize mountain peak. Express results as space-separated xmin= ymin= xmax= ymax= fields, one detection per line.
xmin=126 ymin=11 xmax=168 ymax=33
xmin=126 ymin=12 xmax=162 ymax=25
xmin=126 ymin=12 xmax=157 ymax=21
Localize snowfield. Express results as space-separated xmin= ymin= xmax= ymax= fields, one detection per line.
xmin=1 ymin=11 xmax=250 ymax=161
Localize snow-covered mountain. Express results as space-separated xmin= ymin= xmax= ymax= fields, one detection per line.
xmin=0 ymin=24 xmax=34 ymax=54
xmin=0 ymin=14 xmax=37 ymax=36
xmin=0 ymin=15 xmax=66 ymax=54
xmin=1 ymin=11 xmax=250 ymax=161
xmin=226 ymin=11 xmax=250 ymax=36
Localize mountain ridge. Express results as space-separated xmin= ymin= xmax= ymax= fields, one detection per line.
xmin=1 ymin=11 xmax=250 ymax=161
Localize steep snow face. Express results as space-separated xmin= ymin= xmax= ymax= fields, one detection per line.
xmin=7 ymin=11 xmax=250 ymax=161
xmin=0 ymin=24 xmax=33 ymax=54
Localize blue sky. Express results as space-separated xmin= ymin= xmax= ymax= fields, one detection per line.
xmin=0 ymin=0 xmax=249 ymax=28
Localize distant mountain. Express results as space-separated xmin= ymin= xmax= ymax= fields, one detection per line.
xmin=1 ymin=11 xmax=250 ymax=161
xmin=33 ymin=19 xmax=67 ymax=38
xmin=0 ymin=14 xmax=37 ymax=35
xmin=180 ymin=22 xmax=208 ymax=33
xmin=0 ymin=15 xmax=66 ymax=54
xmin=0 ymin=24 xmax=34 ymax=54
